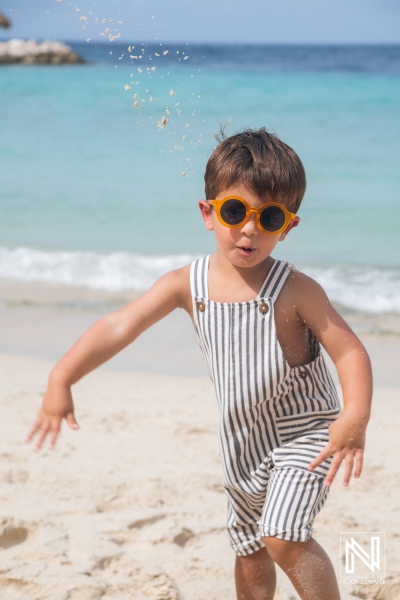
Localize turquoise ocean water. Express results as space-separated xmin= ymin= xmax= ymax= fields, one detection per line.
xmin=1 ymin=44 xmax=399 ymax=314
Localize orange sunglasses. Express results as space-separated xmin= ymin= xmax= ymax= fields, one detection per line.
xmin=208 ymin=196 xmax=296 ymax=234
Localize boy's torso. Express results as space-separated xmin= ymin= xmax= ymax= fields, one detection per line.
xmin=181 ymin=252 xmax=314 ymax=368
xmin=189 ymin=255 xmax=341 ymax=481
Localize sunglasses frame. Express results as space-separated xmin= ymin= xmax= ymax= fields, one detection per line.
xmin=208 ymin=196 xmax=297 ymax=234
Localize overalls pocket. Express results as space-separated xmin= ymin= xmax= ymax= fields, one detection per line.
xmin=275 ymin=406 xmax=341 ymax=445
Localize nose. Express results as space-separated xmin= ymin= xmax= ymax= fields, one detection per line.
xmin=240 ymin=210 xmax=258 ymax=236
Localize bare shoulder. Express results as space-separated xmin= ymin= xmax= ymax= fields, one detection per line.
xmin=115 ymin=264 xmax=192 ymax=335
xmin=145 ymin=264 xmax=191 ymax=311
xmin=280 ymin=267 xmax=354 ymax=338
xmin=283 ymin=268 xmax=329 ymax=301
xmin=139 ymin=265 xmax=191 ymax=316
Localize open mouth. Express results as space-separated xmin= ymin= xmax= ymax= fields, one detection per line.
xmin=237 ymin=246 xmax=255 ymax=257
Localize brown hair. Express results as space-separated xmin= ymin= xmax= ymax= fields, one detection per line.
xmin=204 ymin=128 xmax=306 ymax=212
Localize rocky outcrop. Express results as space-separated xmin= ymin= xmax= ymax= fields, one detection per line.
xmin=0 ymin=39 xmax=84 ymax=65
xmin=0 ymin=12 xmax=11 ymax=28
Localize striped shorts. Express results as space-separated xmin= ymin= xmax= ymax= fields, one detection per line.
xmin=225 ymin=428 xmax=333 ymax=556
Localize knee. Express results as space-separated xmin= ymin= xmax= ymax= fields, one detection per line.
xmin=236 ymin=547 xmax=272 ymax=571
xmin=262 ymin=536 xmax=305 ymax=568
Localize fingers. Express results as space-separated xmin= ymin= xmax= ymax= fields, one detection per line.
xmin=308 ymin=445 xmax=333 ymax=472
xmin=327 ymin=450 xmax=359 ymax=487
xmin=309 ymin=445 xmax=364 ymax=487
xmin=354 ymin=448 xmax=364 ymax=479
xmin=31 ymin=419 xmax=61 ymax=452
xmin=26 ymin=412 xmax=79 ymax=452
xmin=341 ymin=452 xmax=356 ymax=487
xmin=25 ymin=416 xmax=42 ymax=445
xmin=25 ymin=413 xmax=51 ymax=451
xmin=49 ymin=421 xmax=61 ymax=449
xmin=324 ymin=452 xmax=348 ymax=487
xmin=34 ymin=425 xmax=50 ymax=453
xmin=66 ymin=412 xmax=79 ymax=430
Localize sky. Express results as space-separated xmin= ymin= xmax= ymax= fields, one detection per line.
xmin=0 ymin=0 xmax=400 ymax=44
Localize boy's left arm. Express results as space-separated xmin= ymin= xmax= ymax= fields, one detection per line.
xmin=294 ymin=274 xmax=373 ymax=487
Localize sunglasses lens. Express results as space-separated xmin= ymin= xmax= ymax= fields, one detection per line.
xmin=260 ymin=206 xmax=286 ymax=232
xmin=220 ymin=199 xmax=247 ymax=225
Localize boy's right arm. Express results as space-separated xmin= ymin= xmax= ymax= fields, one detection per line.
xmin=26 ymin=266 xmax=191 ymax=451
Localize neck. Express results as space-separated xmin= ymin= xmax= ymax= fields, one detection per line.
xmin=207 ymin=251 xmax=275 ymax=303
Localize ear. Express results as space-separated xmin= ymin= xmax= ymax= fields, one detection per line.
xmin=279 ymin=216 xmax=300 ymax=241
xmin=198 ymin=199 xmax=214 ymax=231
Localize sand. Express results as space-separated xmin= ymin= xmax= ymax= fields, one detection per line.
xmin=1 ymin=281 xmax=399 ymax=599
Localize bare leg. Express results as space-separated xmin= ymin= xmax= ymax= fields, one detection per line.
xmin=263 ymin=537 xmax=340 ymax=600
xmin=235 ymin=547 xmax=277 ymax=600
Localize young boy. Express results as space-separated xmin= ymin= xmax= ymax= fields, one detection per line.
xmin=27 ymin=128 xmax=372 ymax=600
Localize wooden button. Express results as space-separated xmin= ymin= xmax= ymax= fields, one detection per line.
xmin=196 ymin=301 xmax=206 ymax=312
xmin=259 ymin=302 xmax=269 ymax=314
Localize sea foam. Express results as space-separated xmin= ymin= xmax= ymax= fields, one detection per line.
xmin=1 ymin=246 xmax=399 ymax=315
xmin=0 ymin=246 xmax=193 ymax=293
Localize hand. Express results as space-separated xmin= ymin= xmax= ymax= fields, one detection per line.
xmin=26 ymin=380 xmax=79 ymax=452
xmin=308 ymin=412 xmax=367 ymax=487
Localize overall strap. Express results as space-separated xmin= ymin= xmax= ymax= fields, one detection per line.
xmin=258 ymin=260 xmax=293 ymax=303
xmin=190 ymin=255 xmax=210 ymax=299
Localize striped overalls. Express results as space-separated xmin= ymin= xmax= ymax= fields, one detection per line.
xmin=190 ymin=256 xmax=341 ymax=556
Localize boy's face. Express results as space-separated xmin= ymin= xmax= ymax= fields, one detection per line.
xmin=199 ymin=184 xmax=300 ymax=269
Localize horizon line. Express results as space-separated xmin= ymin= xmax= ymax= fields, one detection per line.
xmin=1 ymin=37 xmax=400 ymax=47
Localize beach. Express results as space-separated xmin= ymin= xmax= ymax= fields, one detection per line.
xmin=1 ymin=41 xmax=399 ymax=599
xmin=1 ymin=281 xmax=399 ymax=600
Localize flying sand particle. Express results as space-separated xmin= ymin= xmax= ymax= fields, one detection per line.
xmin=79 ymin=16 xmax=87 ymax=21
xmin=169 ymin=90 xmax=175 ymax=96
xmin=134 ymin=101 xmax=140 ymax=108
xmin=124 ymin=84 xmax=131 ymax=90
xmin=157 ymin=116 xmax=167 ymax=128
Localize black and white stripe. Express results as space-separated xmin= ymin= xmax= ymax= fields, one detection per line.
xmin=190 ymin=256 xmax=341 ymax=556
